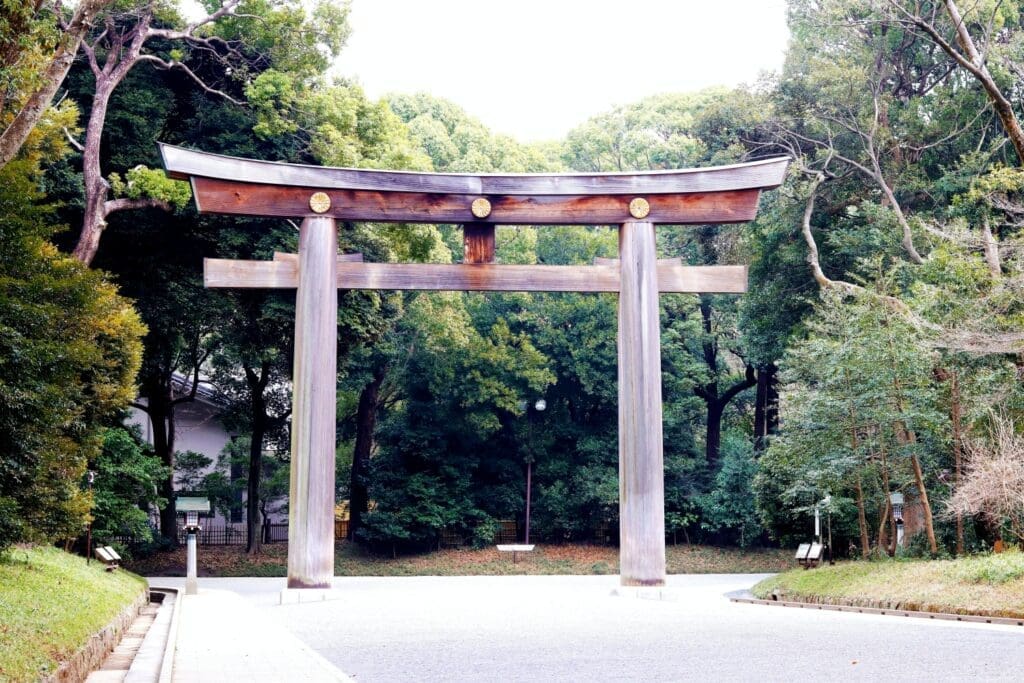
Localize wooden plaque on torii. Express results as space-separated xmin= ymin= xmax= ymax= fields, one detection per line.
xmin=160 ymin=144 xmax=789 ymax=589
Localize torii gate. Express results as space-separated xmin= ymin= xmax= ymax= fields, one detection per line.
xmin=161 ymin=144 xmax=788 ymax=589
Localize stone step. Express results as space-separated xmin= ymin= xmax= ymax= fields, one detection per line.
xmin=85 ymin=600 xmax=162 ymax=682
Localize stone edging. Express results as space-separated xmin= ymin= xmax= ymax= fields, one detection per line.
xmin=730 ymin=594 xmax=1024 ymax=627
xmin=154 ymin=587 xmax=182 ymax=683
xmin=41 ymin=588 xmax=149 ymax=683
xmin=120 ymin=587 xmax=178 ymax=683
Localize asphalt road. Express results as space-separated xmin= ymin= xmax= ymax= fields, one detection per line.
xmin=153 ymin=574 xmax=1023 ymax=681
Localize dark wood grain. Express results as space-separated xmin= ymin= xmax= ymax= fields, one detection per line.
xmin=190 ymin=178 xmax=763 ymax=225
xmin=204 ymin=259 xmax=747 ymax=294
xmin=463 ymin=223 xmax=495 ymax=263
xmin=163 ymin=143 xmax=790 ymax=196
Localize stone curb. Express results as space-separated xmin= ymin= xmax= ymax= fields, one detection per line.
xmin=730 ymin=593 xmax=1024 ymax=627
xmin=152 ymin=586 xmax=182 ymax=683
xmin=118 ymin=586 xmax=179 ymax=683
xmin=42 ymin=588 xmax=149 ymax=683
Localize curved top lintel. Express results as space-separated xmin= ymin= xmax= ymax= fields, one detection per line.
xmin=159 ymin=143 xmax=789 ymax=197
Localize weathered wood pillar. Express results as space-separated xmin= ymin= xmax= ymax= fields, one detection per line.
xmin=287 ymin=215 xmax=338 ymax=588
xmin=617 ymin=220 xmax=666 ymax=586
xmin=463 ymin=223 xmax=496 ymax=264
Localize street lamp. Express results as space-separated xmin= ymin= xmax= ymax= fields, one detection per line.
xmin=86 ymin=470 xmax=95 ymax=564
xmin=523 ymin=398 xmax=546 ymax=545
xmin=177 ymin=496 xmax=210 ymax=595
xmin=820 ymin=495 xmax=833 ymax=565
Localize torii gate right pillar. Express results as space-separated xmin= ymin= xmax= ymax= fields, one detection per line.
xmin=618 ymin=220 xmax=666 ymax=586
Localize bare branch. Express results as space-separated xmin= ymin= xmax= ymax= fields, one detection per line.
xmin=137 ymin=55 xmax=244 ymax=105
xmin=103 ymin=197 xmax=173 ymax=215
xmin=981 ymin=217 xmax=1002 ymax=276
xmin=886 ymin=0 xmax=1024 ymax=163
xmin=62 ymin=127 xmax=84 ymax=152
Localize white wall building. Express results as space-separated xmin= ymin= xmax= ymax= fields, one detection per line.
xmin=129 ymin=373 xmax=287 ymax=527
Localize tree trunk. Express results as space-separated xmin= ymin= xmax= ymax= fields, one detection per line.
xmin=244 ymin=361 xmax=274 ymax=555
xmin=878 ymin=442 xmax=896 ymax=556
xmin=877 ymin=496 xmax=891 ymax=555
xmin=72 ymin=74 xmax=120 ymax=263
xmin=854 ymin=474 xmax=870 ymax=559
xmin=943 ymin=0 xmax=1024 ymax=164
xmin=754 ymin=366 xmax=768 ymax=451
xmin=908 ymin=446 xmax=939 ymax=554
xmin=981 ymin=218 xmax=1001 ymax=277
xmin=71 ymin=13 xmax=152 ymax=264
xmin=145 ymin=384 xmax=178 ymax=546
xmin=751 ymin=363 xmax=780 ymax=449
xmin=706 ymin=401 xmax=724 ymax=470
xmin=846 ymin=394 xmax=870 ymax=559
xmin=0 ymin=0 xmax=113 ymax=169
xmin=694 ymin=298 xmax=757 ymax=468
xmin=950 ymin=372 xmax=964 ymax=556
xmin=348 ymin=368 xmax=385 ymax=541
xmin=246 ymin=421 xmax=265 ymax=555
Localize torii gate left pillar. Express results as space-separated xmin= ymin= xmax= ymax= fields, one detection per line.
xmin=287 ymin=215 xmax=337 ymax=587
xmin=161 ymin=143 xmax=788 ymax=589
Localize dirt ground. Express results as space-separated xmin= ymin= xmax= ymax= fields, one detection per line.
xmin=127 ymin=542 xmax=794 ymax=577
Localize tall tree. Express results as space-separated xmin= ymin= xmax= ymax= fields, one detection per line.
xmin=0 ymin=108 xmax=143 ymax=551
xmin=64 ymin=0 xmax=349 ymax=264
xmin=0 ymin=0 xmax=113 ymax=168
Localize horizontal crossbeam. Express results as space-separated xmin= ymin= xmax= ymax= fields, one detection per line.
xmin=203 ymin=259 xmax=747 ymax=294
xmin=189 ymin=178 xmax=763 ymax=225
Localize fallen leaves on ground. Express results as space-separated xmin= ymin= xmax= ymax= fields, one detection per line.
xmin=126 ymin=542 xmax=793 ymax=577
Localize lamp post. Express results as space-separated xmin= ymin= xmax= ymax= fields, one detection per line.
xmin=86 ymin=470 xmax=95 ymax=564
xmin=820 ymin=495 xmax=833 ymax=565
xmin=523 ymin=398 xmax=546 ymax=545
xmin=178 ymin=497 xmax=210 ymax=595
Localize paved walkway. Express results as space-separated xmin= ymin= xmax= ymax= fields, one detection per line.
xmin=152 ymin=575 xmax=1024 ymax=682
xmin=167 ymin=589 xmax=350 ymax=682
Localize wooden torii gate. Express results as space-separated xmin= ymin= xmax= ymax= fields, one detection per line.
xmin=161 ymin=144 xmax=788 ymax=589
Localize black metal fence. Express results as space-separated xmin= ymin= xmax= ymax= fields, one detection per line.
xmin=174 ymin=522 xmax=290 ymax=545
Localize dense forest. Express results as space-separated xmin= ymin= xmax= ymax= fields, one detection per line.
xmin=2 ymin=0 xmax=1023 ymax=559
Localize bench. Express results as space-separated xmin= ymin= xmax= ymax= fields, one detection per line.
xmin=95 ymin=545 xmax=122 ymax=571
xmin=496 ymin=544 xmax=535 ymax=563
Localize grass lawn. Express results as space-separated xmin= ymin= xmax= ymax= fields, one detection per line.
xmin=127 ymin=541 xmax=794 ymax=577
xmin=752 ymin=550 xmax=1024 ymax=619
xmin=0 ymin=545 xmax=147 ymax=682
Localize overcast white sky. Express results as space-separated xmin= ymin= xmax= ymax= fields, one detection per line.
xmin=333 ymin=0 xmax=791 ymax=142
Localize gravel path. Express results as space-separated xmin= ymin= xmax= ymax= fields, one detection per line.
xmin=151 ymin=574 xmax=1024 ymax=681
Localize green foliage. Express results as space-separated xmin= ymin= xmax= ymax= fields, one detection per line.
xmin=91 ymin=427 xmax=167 ymax=544
xmin=174 ymin=450 xmax=213 ymax=492
xmin=208 ymin=436 xmax=289 ymax=521
xmin=0 ymin=0 xmax=61 ymax=127
xmin=0 ymin=127 xmax=144 ymax=551
xmin=700 ymin=432 xmax=765 ymax=547
xmin=388 ymin=92 xmax=554 ymax=173
xmin=109 ymin=165 xmax=192 ymax=208
xmin=953 ymin=549 xmax=1024 ymax=585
